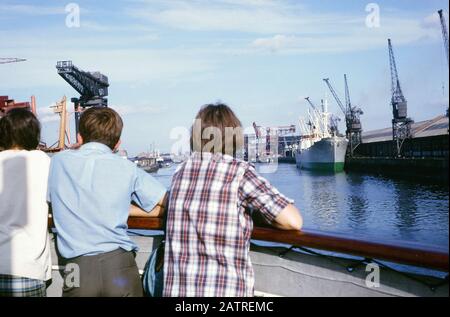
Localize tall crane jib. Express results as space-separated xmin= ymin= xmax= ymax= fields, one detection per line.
xmin=388 ymin=39 xmax=413 ymax=158
xmin=56 ymin=61 xmax=109 ymax=135
xmin=438 ymin=9 xmax=449 ymax=67
xmin=344 ymin=74 xmax=363 ymax=132
xmin=305 ymin=97 xmax=339 ymax=136
xmin=0 ymin=58 xmax=26 ymax=65
xmin=388 ymin=39 xmax=408 ymax=120
xmin=323 ymin=76 xmax=363 ymax=157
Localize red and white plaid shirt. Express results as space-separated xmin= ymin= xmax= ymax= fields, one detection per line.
xmin=163 ymin=152 xmax=293 ymax=297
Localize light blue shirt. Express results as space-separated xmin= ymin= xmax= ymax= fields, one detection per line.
xmin=47 ymin=142 xmax=167 ymax=258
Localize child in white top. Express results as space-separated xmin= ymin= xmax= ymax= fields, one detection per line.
xmin=0 ymin=108 xmax=51 ymax=297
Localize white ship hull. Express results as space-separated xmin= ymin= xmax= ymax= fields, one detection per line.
xmin=296 ymin=136 xmax=348 ymax=172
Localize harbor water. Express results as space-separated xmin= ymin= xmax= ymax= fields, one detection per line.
xmin=153 ymin=163 xmax=449 ymax=249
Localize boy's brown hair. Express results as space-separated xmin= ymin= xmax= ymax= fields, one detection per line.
xmin=190 ymin=103 xmax=244 ymax=157
xmin=79 ymin=107 xmax=123 ymax=150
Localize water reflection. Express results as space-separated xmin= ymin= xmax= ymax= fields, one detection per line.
xmin=153 ymin=163 xmax=449 ymax=247
xmin=393 ymin=181 xmax=419 ymax=240
xmin=345 ymin=173 xmax=369 ymax=232
xmin=303 ymin=171 xmax=340 ymax=230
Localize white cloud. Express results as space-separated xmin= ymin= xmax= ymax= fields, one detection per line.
xmin=251 ymin=34 xmax=300 ymax=52
xmin=0 ymin=4 xmax=66 ymax=16
xmin=81 ymin=21 xmax=158 ymax=35
xmin=422 ymin=11 xmax=449 ymax=29
xmin=127 ymin=0 xmax=305 ymax=34
xmin=114 ymin=104 xmax=168 ymax=116
xmin=218 ymin=0 xmax=280 ymax=8
xmin=249 ymin=14 xmax=443 ymax=54
xmin=128 ymin=0 xmax=445 ymax=55
xmin=36 ymin=101 xmax=168 ymax=125
xmin=36 ymin=105 xmax=60 ymax=123
xmin=0 ymin=47 xmax=217 ymax=89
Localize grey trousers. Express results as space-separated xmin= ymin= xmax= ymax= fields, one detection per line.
xmin=61 ymin=248 xmax=143 ymax=297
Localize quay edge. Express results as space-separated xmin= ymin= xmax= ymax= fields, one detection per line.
xmin=345 ymin=156 xmax=449 ymax=182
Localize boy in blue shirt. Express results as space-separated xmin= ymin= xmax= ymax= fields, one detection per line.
xmin=48 ymin=107 xmax=167 ymax=297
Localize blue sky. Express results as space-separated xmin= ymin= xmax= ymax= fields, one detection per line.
xmin=1 ymin=0 xmax=449 ymax=155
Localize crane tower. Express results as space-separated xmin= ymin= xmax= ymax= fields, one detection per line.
xmin=388 ymin=39 xmax=413 ymax=157
xmin=56 ymin=61 xmax=109 ymax=135
xmin=438 ymin=9 xmax=449 ymax=67
xmin=323 ymin=75 xmax=363 ymax=156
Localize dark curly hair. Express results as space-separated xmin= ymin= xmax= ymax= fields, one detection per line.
xmin=0 ymin=108 xmax=41 ymax=151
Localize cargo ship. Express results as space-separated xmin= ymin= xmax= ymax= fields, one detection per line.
xmin=296 ymin=98 xmax=348 ymax=172
xmin=296 ymin=136 xmax=348 ymax=172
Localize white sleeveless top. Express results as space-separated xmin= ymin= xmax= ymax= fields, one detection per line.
xmin=0 ymin=150 xmax=52 ymax=281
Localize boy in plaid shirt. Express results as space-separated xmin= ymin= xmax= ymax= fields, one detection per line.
xmin=164 ymin=103 xmax=303 ymax=297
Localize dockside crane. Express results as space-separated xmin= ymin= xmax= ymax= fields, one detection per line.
xmin=438 ymin=9 xmax=449 ymax=67
xmin=50 ymin=96 xmax=71 ymax=150
xmin=305 ymin=97 xmax=340 ymax=136
xmin=344 ymin=74 xmax=363 ymax=142
xmin=56 ymin=60 xmax=109 ymax=135
xmin=438 ymin=10 xmax=449 ymax=118
xmin=304 ymin=97 xmax=321 ymax=132
xmin=252 ymin=122 xmax=262 ymax=160
xmin=251 ymin=122 xmax=296 ymax=160
xmin=252 ymin=122 xmax=273 ymax=159
xmin=323 ymin=75 xmax=363 ymax=156
xmin=304 ymin=97 xmax=318 ymax=111
xmin=252 ymin=122 xmax=262 ymax=139
xmin=0 ymin=58 xmax=26 ymax=64
xmin=388 ymin=39 xmax=413 ymax=157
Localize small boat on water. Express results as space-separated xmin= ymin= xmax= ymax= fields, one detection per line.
xmin=156 ymin=156 xmax=173 ymax=168
xmin=142 ymin=164 xmax=159 ymax=173
xmin=131 ymin=156 xmax=160 ymax=173
xmin=296 ymin=98 xmax=348 ymax=172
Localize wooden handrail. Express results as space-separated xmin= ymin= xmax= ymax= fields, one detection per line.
xmin=49 ymin=217 xmax=449 ymax=272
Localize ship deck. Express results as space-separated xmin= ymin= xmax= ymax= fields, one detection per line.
xmin=47 ymin=217 xmax=449 ymax=297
